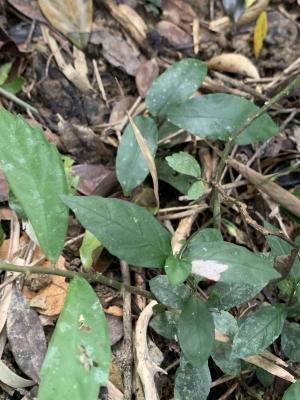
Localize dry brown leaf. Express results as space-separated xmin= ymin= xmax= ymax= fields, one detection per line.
xmin=8 ymin=0 xmax=45 ymax=22
xmin=162 ymin=0 xmax=196 ymax=23
xmin=104 ymin=0 xmax=148 ymax=45
xmin=22 ymin=255 xmax=68 ymax=316
xmin=72 ymin=164 xmax=117 ymax=196
xmin=38 ymin=0 xmax=93 ymax=48
xmin=104 ymin=306 xmax=123 ymax=317
xmin=135 ymin=59 xmax=159 ymax=98
xmin=128 ymin=115 xmax=160 ymax=209
xmin=156 ymin=20 xmax=193 ymax=49
xmin=42 ymin=26 xmax=92 ymax=93
xmin=208 ymin=53 xmax=260 ymax=79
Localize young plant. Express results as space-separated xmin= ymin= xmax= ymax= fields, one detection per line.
xmin=0 ymin=59 xmax=300 ymax=399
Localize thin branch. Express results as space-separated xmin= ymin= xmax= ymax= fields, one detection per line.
xmin=0 ymin=262 xmax=155 ymax=300
xmin=212 ymin=73 xmax=300 ymax=227
xmin=0 ymin=87 xmax=39 ymax=115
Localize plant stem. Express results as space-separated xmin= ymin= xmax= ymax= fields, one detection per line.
xmin=213 ymin=73 xmax=300 ymax=228
xmin=0 ymin=87 xmax=39 ymax=115
xmin=0 ymin=262 xmax=155 ymax=300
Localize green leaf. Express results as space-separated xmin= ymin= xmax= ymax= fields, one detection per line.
xmin=1 ymin=76 xmax=25 ymax=94
xmin=116 ymin=116 xmax=158 ymax=195
xmin=174 ymin=359 xmax=211 ymax=400
xmin=185 ymin=240 xmax=280 ymax=286
xmin=256 ymin=367 xmax=274 ymax=387
xmin=80 ymin=230 xmax=102 ymax=270
xmin=188 ymin=228 xmax=223 ymax=244
xmin=165 ymin=255 xmax=192 ymax=286
xmin=156 ymin=158 xmax=196 ymax=195
xmin=283 ymin=381 xmax=300 ymax=400
xmin=208 ymin=281 xmax=265 ymax=310
xmin=211 ymin=311 xmax=241 ymax=375
xmin=38 ymin=276 xmax=111 ymax=400
xmin=177 ymin=295 xmax=214 ymax=366
xmin=231 ymin=304 xmax=287 ymax=358
xmin=167 ymin=94 xmax=278 ymax=145
xmin=166 ymin=152 xmax=201 ymax=178
xmin=150 ymin=309 xmax=179 ymax=340
xmin=281 ymin=322 xmax=300 ymax=362
xmin=0 ymin=63 xmax=12 ymax=85
xmin=187 ymin=181 xmax=204 ymax=200
xmin=0 ymin=108 xmax=69 ymax=262
xmin=146 ymin=58 xmax=207 ymax=116
xmin=149 ymin=275 xmax=191 ymax=308
xmin=62 ymin=196 xmax=171 ymax=268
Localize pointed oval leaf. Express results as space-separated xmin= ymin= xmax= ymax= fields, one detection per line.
xmin=178 ymin=296 xmax=214 ymax=366
xmin=167 ymin=94 xmax=278 ymax=145
xmin=146 ymin=58 xmax=207 ymax=116
xmin=150 ymin=310 xmax=179 ymax=340
xmin=283 ymin=381 xmax=300 ymax=400
xmin=0 ymin=108 xmax=68 ymax=262
xmin=174 ymin=360 xmax=211 ymax=400
xmin=116 ymin=116 xmax=158 ymax=195
xmin=62 ymin=196 xmax=171 ymax=268
xmin=166 ymin=152 xmax=201 ymax=178
xmin=38 ymin=0 xmax=93 ymax=48
xmin=149 ymin=275 xmax=191 ymax=308
xmin=38 ymin=276 xmax=111 ymax=400
xmin=187 ymin=181 xmax=204 ymax=200
xmin=185 ymin=240 xmax=280 ymax=286
xmin=281 ymin=322 xmax=300 ymax=362
xmin=232 ymin=304 xmax=287 ymax=358
xmin=165 ymin=255 xmax=192 ymax=286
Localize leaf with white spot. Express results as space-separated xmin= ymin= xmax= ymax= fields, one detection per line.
xmin=0 ymin=107 xmax=69 ymax=262
xmin=167 ymin=94 xmax=278 ymax=145
xmin=231 ymin=304 xmax=287 ymax=358
xmin=192 ymin=259 xmax=228 ymax=281
xmin=178 ymin=295 xmax=214 ymax=366
xmin=116 ymin=116 xmax=158 ymax=195
xmin=185 ymin=240 xmax=280 ymax=286
xmin=146 ymin=58 xmax=207 ymax=117
xmin=62 ymin=196 xmax=171 ymax=268
xmin=174 ymin=359 xmax=211 ymax=400
xmin=38 ymin=276 xmax=111 ymax=400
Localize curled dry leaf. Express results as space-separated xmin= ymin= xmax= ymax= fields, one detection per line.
xmin=22 ymin=254 xmax=68 ymax=316
xmin=162 ymin=0 xmax=196 ymax=23
xmin=135 ymin=59 xmax=159 ymax=98
xmin=38 ymin=0 xmax=93 ymax=48
xmin=7 ymin=285 xmax=47 ymax=382
xmin=156 ymin=20 xmax=193 ymax=49
xmin=207 ymin=53 xmax=260 ymax=79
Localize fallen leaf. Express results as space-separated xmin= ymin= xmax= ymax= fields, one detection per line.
xmin=0 ymin=360 xmax=34 ymax=388
xmin=222 ymin=0 xmax=245 ymax=22
xmin=254 ymin=11 xmax=268 ymax=58
xmin=108 ymin=97 xmax=136 ymax=130
xmin=104 ymin=306 xmax=123 ymax=317
xmin=162 ymin=0 xmax=196 ymax=23
xmin=38 ymin=0 xmax=93 ymax=48
xmin=72 ymin=164 xmax=117 ymax=196
xmin=90 ymin=30 xmax=142 ymax=76
xmin=0 ymin=170 xmax=9 ymax=202
xmin=8 ymin=0 xmax=45 ymax=22
xmin=208 ymin=53 xmax=260 ymax=79
xmin=22 ymin=255 xmax=68 ymax=316
xmin=7 ymin=285 xmax=47 ymax=382
xmin=107 ymin=315 xmax=123 ymax=346
xmin=156 ymin=20 xmax=193 ymax=49
xmin=135 ymin=59 xmax=159 ymax=98
xmin=58 ymin=119 xmax=113 ymax=163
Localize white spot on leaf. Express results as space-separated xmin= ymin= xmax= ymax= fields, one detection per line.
xmin=192 ymin=259 xmax=228 ymax=281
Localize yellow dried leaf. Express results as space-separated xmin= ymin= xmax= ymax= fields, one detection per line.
xmin=246 ymin=0 xmax=256 ymax=7
xmin=254 ymin=11 xmax=268 ymax=59
xmin=38 ymin=0 xmax=93 ymax=48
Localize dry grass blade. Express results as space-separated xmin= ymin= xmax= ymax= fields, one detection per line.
xmin=245 ymin=354 xmax=296 ymax=383
xmin=128 ymin=115 xmax=160 ymax=209
xmin=228 ymin=158 xmax=300 ymax=219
